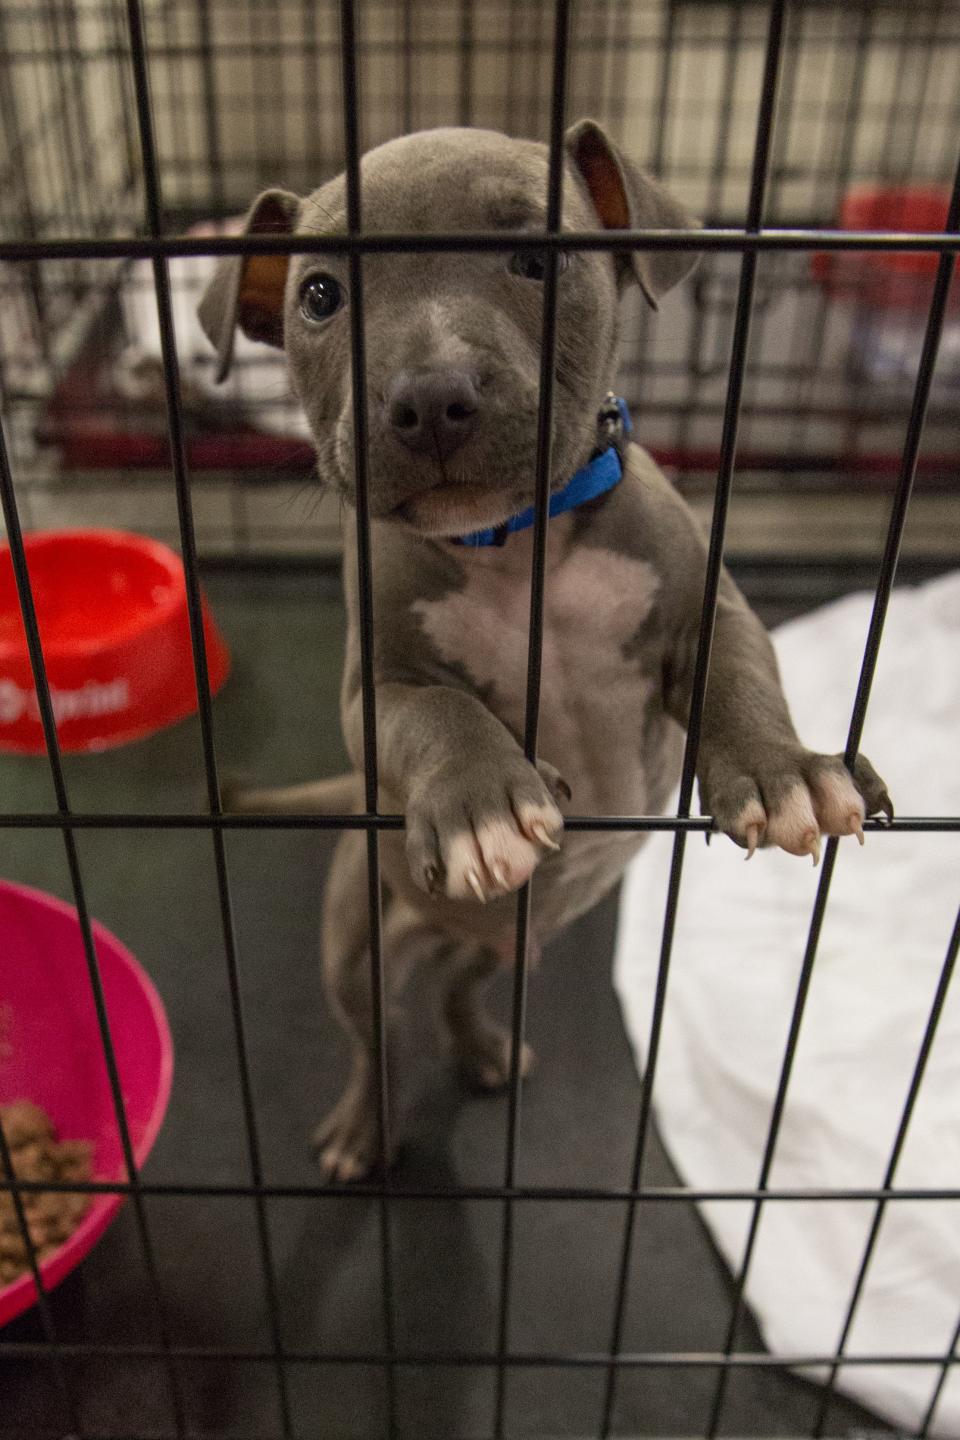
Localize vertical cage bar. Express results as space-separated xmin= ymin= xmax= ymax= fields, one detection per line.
xmin=674 ymin=1 xmax=744 ymax=461
xmin=302 ymin=0 xmax=324 ymax=183
xmin=706 ymin=146 xmax=960 ymax=1440
xmin=877 ymin=11 xmax=914 ymax=187
xmin=628 ymin=0 xmax=677 ymax=418
xmin=505 ymin=0 xmax=524 ymax=138
xmin=0 ymin=6 xmax=51 ymax=366
xmin=600 ymin=3 xmax=788 ymax=1434
xmin=734 ymin=0 xmax=800 ymax=464
xmin=337 ymin=5 xmax=397 ymax=1437
xmin=894 ymin=1 xmax=944 ymax=192
xmin=400 ymin=0 xmax=414 ymax=134
xmin=493 ymin=4 xmax=571 ymax=1436
xmin=123 ymin=1 xmax=294 ymax=1431
xmin=650 ymin=0 xmax=676 ymax=179
xmin=921 ymin=1303 xmax=960 ymax=1437
xmin=786 ymin=0 xmax=872 ymax=455
xmin=458 ymin=0 xmax=474 ymax=128
xmin=0 ymin=411 xmax=186 ymax=1435
xmin=813 ymin=901 xmax=960 ymax=1435
xmin=45 ymin=3 xmax=90 ymax=238
xmin=196 ymin=0 xmax=225 ymax=216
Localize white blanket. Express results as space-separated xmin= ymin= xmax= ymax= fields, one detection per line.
xmin=614 ymin=571 xmax=960 ymax=1435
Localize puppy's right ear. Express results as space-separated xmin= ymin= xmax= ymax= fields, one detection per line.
xmin=565 ymin=120 xmax=699 ymax=309
xmin=197 ymin=189 xmax=300 ymax=382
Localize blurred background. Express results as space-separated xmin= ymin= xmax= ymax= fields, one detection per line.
xmin=0 ymin=0 xmax=957 ymax=602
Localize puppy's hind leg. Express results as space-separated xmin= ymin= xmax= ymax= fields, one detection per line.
xmin=314 ymin=831 xmax=395 ymax=1183
xmin=440 ymin=945 xmax=534 ymax=1093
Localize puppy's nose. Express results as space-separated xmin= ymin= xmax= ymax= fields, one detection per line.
xmin=386 ymin=369 xmax=479 ymax=460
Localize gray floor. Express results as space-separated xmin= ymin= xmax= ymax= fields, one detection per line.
xmin=0 ymin=570 xmax=889 ymax=1439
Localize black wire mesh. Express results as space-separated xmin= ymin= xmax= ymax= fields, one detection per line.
xmin=0 ymin=2 xmax=958 ymax=1438
xmin=1 ymin=0 xmax=959 ymax=558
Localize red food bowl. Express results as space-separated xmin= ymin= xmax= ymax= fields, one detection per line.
xmin=0 ymin=879 xmax=173 ymax=1328
xmin=0 ymin=529 xmax=229 ymax=754
xmin=811 ymin=184 xmax=959 ymax=310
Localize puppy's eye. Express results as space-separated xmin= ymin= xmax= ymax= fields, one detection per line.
xmin=508 ymin=250 xmax=569 ymax=281
xmin=299 ymin=273 xmax=344 ymax=323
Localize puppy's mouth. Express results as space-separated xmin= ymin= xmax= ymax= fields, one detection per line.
xmin=393 ymin=480 xmax=527 ymax=537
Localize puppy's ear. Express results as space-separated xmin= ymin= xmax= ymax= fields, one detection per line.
xmin=197 ymin=189 xmax=300 ymax=381
xmin=565 ymin=119 xmax=700 ymax=309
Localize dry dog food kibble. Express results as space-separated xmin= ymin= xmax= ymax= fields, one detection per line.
xmin=0 ymin=1101 xmax=92 ymax=1286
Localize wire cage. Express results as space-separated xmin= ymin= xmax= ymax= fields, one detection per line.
xmin=0 ymin=1 xmax=959 ymax=1438
xmin=1 ymin=0 xmax=958 ymax=573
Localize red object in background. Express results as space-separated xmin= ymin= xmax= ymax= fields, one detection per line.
xmin=811 ymin=184 xmax=959 ymax=310
xmin=0 ymin=879 xmax=173 ymax=1327
xmin=0 ymin=529 xmax=229 ymax=754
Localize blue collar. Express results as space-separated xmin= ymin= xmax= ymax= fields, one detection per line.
xmin=451 ymin=396 xmax=631 ymax=548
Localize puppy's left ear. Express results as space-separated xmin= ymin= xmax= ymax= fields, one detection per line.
xmin=565 ymin=119 xmax=700 ymax=308
xmin=197 ymin=188 xmax=300 ymax=382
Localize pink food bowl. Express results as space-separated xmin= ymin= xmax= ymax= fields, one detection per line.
xmin=0 ymin=528 xmax=230 ymax=754
xmin=0 ymin=879 xmax=173 ymax=1328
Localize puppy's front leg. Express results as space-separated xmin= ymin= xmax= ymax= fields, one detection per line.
xmin=668 ymin=574 xmax=892 ymax=860
xmin=345 ymin=682 xmax=569 ymax=901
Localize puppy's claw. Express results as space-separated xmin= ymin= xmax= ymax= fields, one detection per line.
xmin=490 ymin=863 xmax=508 ymax=890
xmin=850 ymin=815 xmax=865 ymax=847
xmin=466 ymin=867 xmax=487 ymax=903
xmin=531 ymin=821 xmax=561 ymax=852
xmin=802 ymin=829 xmax=822 ymax=867
xmin=536 ymin=760 xmax=572 ymax=804
xmin=878 ymin=792 xmax=895 ymax=825
xmin=744 ymin=822 xmax=762 ymax=860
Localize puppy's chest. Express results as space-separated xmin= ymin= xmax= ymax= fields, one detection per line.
xmin=413 ymin=549 xmax=661 ymax=814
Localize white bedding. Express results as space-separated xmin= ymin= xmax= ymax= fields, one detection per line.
xmin=614 ymin=571 xmax=960 ymax=1434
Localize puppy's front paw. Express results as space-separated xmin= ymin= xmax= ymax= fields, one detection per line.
xmin=405 ymin=756 xmax=566 ymax=902
xmin=703 ymin=750 xmax=892 ymax=864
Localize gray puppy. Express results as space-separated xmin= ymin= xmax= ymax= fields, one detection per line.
xmin=199 ymin=123 xmax=891 ymax=1181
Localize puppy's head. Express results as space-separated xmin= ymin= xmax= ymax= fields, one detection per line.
xmin=199 ymin=123 xmax=697 ymax=538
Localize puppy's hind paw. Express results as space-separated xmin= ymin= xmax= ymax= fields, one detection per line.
xmin=312 ymin=1092 xmax=385 ymax=1184
xmin=455 ymin=1026 xmax=535 ymax=1093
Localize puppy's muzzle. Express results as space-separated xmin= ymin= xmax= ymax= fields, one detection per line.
xmin=386 ymin=368 xmax=480 ymax=461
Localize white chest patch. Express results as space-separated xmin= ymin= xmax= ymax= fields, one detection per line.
xmin=413 ymin=547 xmax=661 ymax=815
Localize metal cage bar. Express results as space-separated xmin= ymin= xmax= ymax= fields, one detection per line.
xmin=338 ymin=2 xmax=398 ymax=1432
xmin=493 ymin=5 xmax=572 ymax=1432
xmin=0 ymin=812 xmax=954 ymax=834
xmin=4 ymin=227 xmax=960 ymax=263
xmin=601 ymin=2 xmax=788 ymax=1432
xmin=922 ymin=1302 xmax=960 ymax=1438
xmin=1 ymin=1337 xmax=959 ymax=1371
xmin=812 ymin=900 xmax=960 ymax=1435
xmin=5 ymin=1176 xmax=960 ymax=1206
xmin=1 ymin=1 xmax=959 ymax=1437
xmin=123 ymin=0 xmax=295 ymax=1429
xmin=705 ymin=139 xmax=960 ymax=1440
